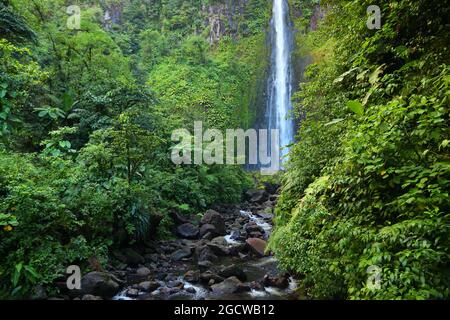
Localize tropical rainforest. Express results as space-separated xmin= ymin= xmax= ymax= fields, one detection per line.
xmin=0 ymin=0 xmax=449 ymax=300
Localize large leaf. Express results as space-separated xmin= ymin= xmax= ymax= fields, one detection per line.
xmin=346 ymin=100 xmax=364 ymax=116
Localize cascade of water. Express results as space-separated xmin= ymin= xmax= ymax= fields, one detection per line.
xmin=266 ymin=0 xmax=294 ymax=161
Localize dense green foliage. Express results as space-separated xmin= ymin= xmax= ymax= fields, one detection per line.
xmin=0 ymin=0 xmax=269 ymax=298
xmin=270 ymin=0 xmax=450 ymax=299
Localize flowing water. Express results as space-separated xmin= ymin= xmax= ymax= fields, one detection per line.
xmin=266 ymin=0 xmax=294 ymax=160
xmin=114 ymin=210 xmax=298 ymax=301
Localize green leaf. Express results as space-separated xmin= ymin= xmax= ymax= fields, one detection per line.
xmin=38 ymin=110 xmax=48 ymax=117
xmin=346 ymin=100 xmax=364 ymax=116
xmin=369 ymin=65 xmax=385 ymax=84
xmin=325 ymin=118 xmax=345 ymax=126
xmin=12 ymin=263 xmax=23 ymax=287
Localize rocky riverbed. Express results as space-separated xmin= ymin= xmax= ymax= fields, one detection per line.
xmin=63 ymin=186 xmax=299 ymax=301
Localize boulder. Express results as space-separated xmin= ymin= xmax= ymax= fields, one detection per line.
xmin=169 ymin=211 xmax=190 ymax=225
xmin=200 ymin=210 xmax=226 ymax=235
xmin=195 ymin=245 xmax=218 ymax=263
xmin=184 ymin=270 xmax=200 ymax=283
xmin=200 ymin=271 xmax=224 ymax=284
xmin=81 ymin=294 xmax=103 ymax=300
xmin=80 ymin=272 xmax=121 ymax=298
xmin=136 ymin=267 xmax=151 ymax=277
xmin=211 ymin=236 xmax=227 ymax=246
xmin=207 ymin=243 xmax=230 ymax=256
xmin=210 ymin=276 xmax=247 ymax=295
xmin=126 ymin=288 xmax=140 ymax=298
xmin=186 ymin=287 xmax=197 ymax=294
xmin=199 ymin=224 xmax=218 ymax=238
xmin=170 ymin=247 xmax=192 ymax=261
xmin=245 ymin=189 xmax=269 ymax=204
xmin=177 ymin=223 xmax=199 ymax=239
xmin=256 ymin=212 xmax=274 ymax=220
xmin=138 ymin=281 xmax=160 ymax=292
xmin=245 ymin=222 xmax=264 ymax=234
xmin=218 ymin=264 xmax=247 ymax=282
xmin=263 ymin=274 xmax=289 ymax=289
xmin=246 ymin=238 xmax=268 ymax=257
xmin=198 ymin=260 xmax=213 ymax=272
xmin=228 ymin=243 xmax=247 ymax=256
xmin=201 ymin=232 xmax=214 ymax=240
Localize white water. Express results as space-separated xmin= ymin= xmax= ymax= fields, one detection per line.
xmin=267 ymin=0 xmax=294 ymax=160
xmin=240 ymin=210 xmax=272 ymax=236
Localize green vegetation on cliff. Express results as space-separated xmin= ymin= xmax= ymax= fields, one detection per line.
xmin=270 ymin=0 xmax=450 ymax=299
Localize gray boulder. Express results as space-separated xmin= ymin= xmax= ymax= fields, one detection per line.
xmin=80 ymin=272 xmax=121 ymax=298
xmin=177 ymin=223 xmax=199 ymax=239
xmin=200 ymin=210 xmax=226 ymax=235
xmin=218 ymin=264 xmax=247 ymax=282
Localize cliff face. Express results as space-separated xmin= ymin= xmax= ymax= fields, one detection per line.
xmin=202 ymin=0 xmax=248 ymax=44
xmin=100 ymin=0 xmax=265 ymax=44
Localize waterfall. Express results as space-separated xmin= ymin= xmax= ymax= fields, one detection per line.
xmin=266 ymin=0 xmax=294 ymax=161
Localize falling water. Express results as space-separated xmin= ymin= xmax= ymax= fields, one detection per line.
xmin=266 ymin=0 xmax=294 ymax=161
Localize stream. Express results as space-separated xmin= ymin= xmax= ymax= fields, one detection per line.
xmin=111 ymin=191 xmax=299 ymax=301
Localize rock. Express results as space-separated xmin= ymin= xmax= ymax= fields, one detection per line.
xmin=211 ymin=236 xmax=227 ymax=246
xmin=123 ymin=248 xmax=145 ymax=265
xmin=144 ymin=253 xmax=159 ymax=263
xmin=126 ymin=288 xmax=140 ymax=298
xmin=245 ymin=222 xmax=264 ymax=234
xmin=249 ymin=231 xmax=264 ymax=239
xmin=245 ymin=189 xmax=268 ymax=204
xmin=81 ymin=294 xmax=103 ymax=300
xmin=246 ymin=238 xmax=268 ymax=257
xmin=167 ymin=280 xmax=184 ymax=289
xmin=229 ymin=243 xmax=247 ymax=256
xmin=263 ymin=274 xmax=289 ymax=289
xmin=170 ymin=211 xmax=190 ymax=225
xmin=229 ymin=230 xmax=243 ymax=241
xmin=210 ymin=276 xmax=244 ymax=295
xmin=207 ymin=243 xmax=230 ymax=256
xmin=138 ymin=281 xmax=160 ymax=292
xmin=218 ymin=264 xmax=247 ymax=282
xmin=184 ymin=270 xmax=200 ymax=283
xmin=177 ymin=223 xmax=199 ymax=239
xmin=195 ymin=245 xmax=218 ymax=263
xmin=80 ymin=272 xmax=121 ymax=298
xmin=200 ymin=210 xmax=226 ymax=235
xmin=199 ymin=224 xmax=218 ymax=238
xmin=238 ymin=252 xmax=248 ymax=260
xmin=170 ymin=247 xmax=192 ymax=261
xmin=200 ymin=271 xmax=224 ymax=284
xmin=201 ymin=232 xmax=214 ymax=240
xmin=136 ymin=267 xmax=151 ymax=277
xmin=256 ymin=212 xmax=274 ymax=220
xmin=198 ymin=260 xmax=213 ymax=272
xmin=250 ymin=281 xmax=264 ymax=291
xmin=186 ymin=287 xmax=197 ymax=294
